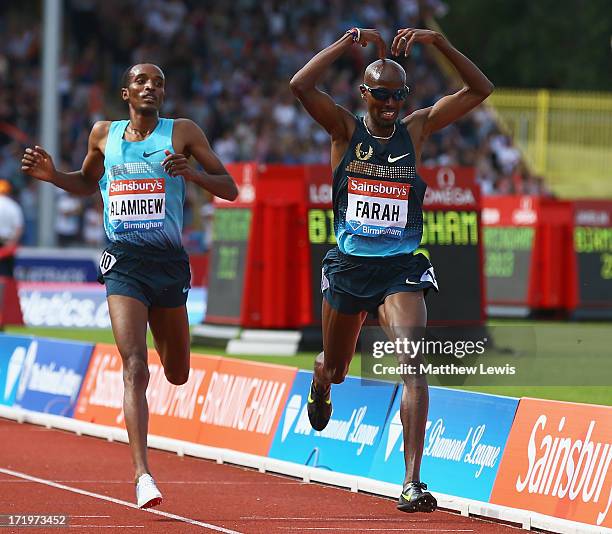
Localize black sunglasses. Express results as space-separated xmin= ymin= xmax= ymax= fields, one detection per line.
xmin=361 ymin=84 xmax=410 ymax=101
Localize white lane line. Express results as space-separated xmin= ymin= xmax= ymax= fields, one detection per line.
xmin=278 ymin=529 xmax=474 ymax=532
xmin=70 ymin=526 xmax=144 ymax=529
xmin=0 ymin=480 xmax=296 ymax=485
xmin=0 ymin=468 xmax=242 ymax=534
xmin=240 ymin=515 xmax=426 ymax=524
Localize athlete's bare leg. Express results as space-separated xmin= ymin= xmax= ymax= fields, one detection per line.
xmin=148 ymin=305 xmax=191 ymax=385
xmin=107 ymin=295 xmax=151 ymax=481
xmin=313 ymin=299 xmax=367 ymax=392
xmin=378 ymin=291 xmax=428 ymax=485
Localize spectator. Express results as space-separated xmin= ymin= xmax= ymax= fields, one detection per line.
xmin=18 ymin=179 xmax=38 ymax=245
xmin=0 ymin=179 xmax=24 ymax=277
xmin=82 ymin=194 xmax=106 ymax=247
xmin=200 ymin=202 xmax=215 ymax=252
xmin=1 ymin=0 xmax=550 ymax=246
xmin=54 ymin=190 xmax=82 ymax=247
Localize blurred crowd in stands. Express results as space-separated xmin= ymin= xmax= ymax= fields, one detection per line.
xmin=0 ymin=0 xmax=551 ymax=249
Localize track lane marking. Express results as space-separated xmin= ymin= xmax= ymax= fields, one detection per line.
xmin=278 ymin=529 xmax=474 ymax=532
xmin=241 ymin=517 xmax=431 ymax=521
xmin=0 ymin=467 xmax=243 ymax=534
xmin=0 ymin=479 xmax=297 ymax=485
xmin=70 ymin=526 xmax=144 ymax=529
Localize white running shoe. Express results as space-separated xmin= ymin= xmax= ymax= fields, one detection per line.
xmin=136 ymin=473 xmax=163 ymax=509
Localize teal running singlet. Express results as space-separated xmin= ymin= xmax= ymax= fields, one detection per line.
xmin=333 ymin=115 xmax=427 ymax=256
xmin=100 ymin=118 xmax=185 ymax=250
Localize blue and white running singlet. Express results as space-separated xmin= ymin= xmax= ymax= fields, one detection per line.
xmin=100 ymin=118 xmax=185 ymax=250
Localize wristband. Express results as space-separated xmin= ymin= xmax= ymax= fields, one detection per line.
xmin=346 ymin=27 xmax=360 ymax=43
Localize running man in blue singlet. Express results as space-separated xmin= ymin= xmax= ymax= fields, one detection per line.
xmin=21 ymin=63 xmax=237 ymax=509
xmin=291 ymin=28 xmax=493 ymax=513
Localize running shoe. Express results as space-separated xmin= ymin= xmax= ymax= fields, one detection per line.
xmin=307 ymin=379 xmax=332 ymax=431
xmin=136 ymin=473 xmax=163 ymax=509
xmin=397 ymin=481 xmax=437 ymax=513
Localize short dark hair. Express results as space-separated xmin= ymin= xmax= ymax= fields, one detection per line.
xmin=121 ymin=66 xmax=134 ymax=89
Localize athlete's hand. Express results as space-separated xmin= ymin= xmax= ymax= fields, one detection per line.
xmin=392 ymin=28 xmax=441 ymax=57
xmin=162 ymin=150 xmax=197 ymax=180
xmin=354 ymin=29 xmax=386 ymax=59
xmin=21 ymin=146 xmax=57 ymax=183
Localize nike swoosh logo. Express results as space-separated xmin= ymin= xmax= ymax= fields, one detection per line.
xmin=143 ymin=149 xmax=165 ymax=158
xmin=388 ymin=153 xmax=410 ymax=163
xmin=182 ymin=286 xmax=190 ymax=294
xmin=405 ymin=279 xmax=420 ymax=285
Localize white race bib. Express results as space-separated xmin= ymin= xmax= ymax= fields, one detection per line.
xmin=345 ymin=176 xmax=409 ymax=239
xmin=99 ymin=250 xmax=117 ymax=274
xmin=108 ymin=178 xmax=165 ymax=233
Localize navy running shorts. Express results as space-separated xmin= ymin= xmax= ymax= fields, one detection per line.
xmin=321 ymin=247 xmax=438 ymax=315
xmin=97 ymin=241 xmax=191 ymax=308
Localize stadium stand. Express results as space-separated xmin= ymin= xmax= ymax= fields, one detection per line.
xmin=0 ymin=0 xmax=551 ymax=246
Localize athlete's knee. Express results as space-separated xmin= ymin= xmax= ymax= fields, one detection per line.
xmin=122 ymin=356 xmax=149 ymax=388
xmin=164 ymin=368 xmax=189 ymax=386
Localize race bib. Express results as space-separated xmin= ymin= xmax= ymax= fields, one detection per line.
xmin=108 ymin=178 xmax=165 ymax=233
xmin=345 ymin=177 xmax=409 ymax=239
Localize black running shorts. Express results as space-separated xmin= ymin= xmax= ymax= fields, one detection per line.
xmin=321 ymin=247 xmax=438 ymax=315
xmin=97 ymin=242 xmax=191 ymax=308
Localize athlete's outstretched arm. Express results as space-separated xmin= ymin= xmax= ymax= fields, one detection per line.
xmin=21 ymin=121 xmax=108 ymax=196
xmin=290 ymin=29 xmax=386 ymax=139
xmin=162 ymin=119 xmax=238 ymax=201
xmin=394 ymin=29 xmax=493 ymax=136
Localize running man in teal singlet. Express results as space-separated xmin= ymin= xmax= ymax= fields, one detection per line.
xmin=291 ymin=28 xmax=493 ymax=513
xmin=21 ymin=64 xmax=237 ymax=509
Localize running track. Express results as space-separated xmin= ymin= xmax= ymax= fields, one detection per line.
xmin=0 ymin=418 xmax=523 ymax=533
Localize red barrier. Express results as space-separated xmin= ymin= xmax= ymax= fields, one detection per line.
xmin=0 ymin=276 xmax=24 ymax=327
xmin=482 ymin=196 xmax=572 ymax=316
xmin=189 ymin=254 xmax=209 ymax=287
xmin=207 ymin=164 xmax=314 ymax=328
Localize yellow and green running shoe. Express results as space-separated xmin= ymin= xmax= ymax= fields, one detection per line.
xmin=397 ymin=481 xmax=437 ymax=513
xmin=307 ymin=380 xmax=332 ymax=431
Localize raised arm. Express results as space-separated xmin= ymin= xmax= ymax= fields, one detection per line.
xmin=21 ymin=121 xmax=108 ymax=196
xmin=162 ymin=119 xmax=238 ymax=201
xmin=394 ymin=29 xmax=494 ymax=136
xmin=290 ymin=29 xmax=386 ymax=140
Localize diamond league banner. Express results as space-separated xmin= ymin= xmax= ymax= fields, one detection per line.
xmin=368 ymin=387 xmax=519 ymax=502
xmin=0 ymin=334 xmax=94 ymax=417
xmin=268 ymin=370 xmax=395 ymax=476
xmin=0 ymin=335 xmax=34 ymax=407
xmin=12 ymin=338 xmax=95 ymax=417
